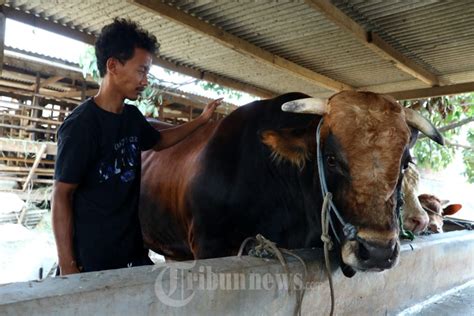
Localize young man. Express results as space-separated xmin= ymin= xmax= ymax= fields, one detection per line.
xmin=52 ymin=18 xmax=222 ymax=275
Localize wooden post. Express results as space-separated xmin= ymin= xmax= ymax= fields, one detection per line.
xmin=0 ymin=11 xmax=5 ymax=76
xmin=22 ymin=143 xmax=47 ymax=191
xmin=30 ymin=72 xmax=41 ymax=140
xmin=81 ymin=80 xmax=86 ymax=101
xmin=189 ymin=106 xmax=193 ymax=121
xmin=17 ymin=206 xmax=27 ymax=225
xmin=159 ymin=101 xmax=164 ymax=119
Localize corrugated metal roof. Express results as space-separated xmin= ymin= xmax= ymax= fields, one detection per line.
xmin=4 ymin=0 xmax=474 ymax=98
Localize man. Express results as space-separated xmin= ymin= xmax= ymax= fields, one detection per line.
xmin=52 ymin=18 xmax=222 ymax=275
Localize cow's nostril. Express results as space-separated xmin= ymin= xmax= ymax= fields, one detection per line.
xmin=410 ymin=218 xmax=421 ymax=227
xmin=358 ymin=242 xmax=371 ymax=261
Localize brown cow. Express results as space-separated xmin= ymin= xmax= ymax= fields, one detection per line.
xmin=140 ymin=91 xmax=444 ymax=276
xmin=401 ymin=163 xmax=430 ymax=234
xmin=418 ymin=194 xmax=462 ymax=233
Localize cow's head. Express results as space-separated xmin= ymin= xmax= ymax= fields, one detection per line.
xmin=261 ymin=91 xmax=443 ymax=274
xmin=401 ymin=163 xmax=430 ymax=234
xmin=418 ymin=194 xmax=462 ymax=233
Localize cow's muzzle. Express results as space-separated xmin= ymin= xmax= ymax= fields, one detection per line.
xmin=341 ymin=236 xmax=400 ymax=272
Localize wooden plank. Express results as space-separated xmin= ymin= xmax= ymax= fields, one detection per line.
xmin=0 ymin=99 xmax=72 ymax=114
xmin=3 ymin=7 xmax=275 ymax=99
xmin=0 ymin=176 xmax=54 ymax=184
xmin=0 ymin=137 xmax=57 ymax=155
xmin=0 ymin=166 xmax=54 ymax=174
xmin=53 ymin=88 xmax=98 ymax=98
xmin=0 ymin=79 xmax=81 ymax=102
xmin=388 ymin=81 xmax=474 ymax=100
xmin=130 ymin=0 xmax=352 ymax=92
xmin=0 ymin=123 xmax=57 ymax=135
xmin=22 ymin=143 xmax=47 ymax=191
xmin=29 ymin=75 xmax=64 ymax=90
xmin=0 ymin=113 xmax=62 ymax=125
xmin=0 ymin=157 xmax=55 ymax=165
xmin=305 ymin=0 xmax=439 ymax=86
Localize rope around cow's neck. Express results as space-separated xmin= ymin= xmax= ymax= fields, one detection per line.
xmin=237 ymin=235 xmax=308 ymax=316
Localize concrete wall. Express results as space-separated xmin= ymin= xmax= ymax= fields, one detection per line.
xmin=1 ymin=230 xmax=474 ymax=316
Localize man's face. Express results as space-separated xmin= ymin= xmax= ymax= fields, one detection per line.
xmin=112 ymin=47 xmax=153 ymax=100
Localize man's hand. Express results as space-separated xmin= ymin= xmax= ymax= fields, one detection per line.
xmin=199 ymin=98 xmax=223 ymax=122
xmin=60 ymin=261 xmax=81 ymax=276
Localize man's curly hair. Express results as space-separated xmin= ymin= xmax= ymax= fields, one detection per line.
xmin=95 ymin=18 xmax=160 ymax=77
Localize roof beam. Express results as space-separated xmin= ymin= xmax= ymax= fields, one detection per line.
xmin=2 ymin=6 xmax=275 ymax=98
xmin=129 ymin=0 xmax=352 ymax=92
xmin=305 ymin=0 xmax=439 ymax=86
xmin=387 ymin=81 xmax=474 ymax=100
xmin=29 ymin=75 xmax=64 ymax=90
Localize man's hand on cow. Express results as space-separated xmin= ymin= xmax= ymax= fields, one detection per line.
xmin=200 ymin=98 xmax=223 ymax=122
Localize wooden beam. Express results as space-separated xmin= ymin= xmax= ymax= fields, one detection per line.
xmin=0 ymin=166 xmax=54 ymax=174
xmin=0 ymin=176 xmax=54 ymax=184
xmin=305 ymin=0 xmax=439 ymax=86
xmin=3 ymin=6 xmax=275 ymax=98
xmin=29 ymin=75 xmax=64 ymax=90
xmin=0 ymin=137 xmax=57 ymax=155
xmin=22 ymin=143 xmax=47 ymax=191
xmin=0 ymin=78 xmax=87 ymax=103
xmin=0 ymin=80 xmax=81 ymax=106
xmin=0 ymin=123 xmax=57 ymax=134
xmin=0 ymin=113 xmax=62 ymax=125
xmin=130 ymin=0 xmax=352 ymax=92
xmin=53 ymin=88 xmax=98 ymax=98
xmin=4 ymin=54 xmax=87 ymax=82
xmin=388 ymin=81 xmax=474 ymax=100
xmin=0 ymin=99 xmax=72 ymax=114
xmin=0 ymin=11 xmax=5 ymax=76
xmin=0 ymin=156 xmax=55 ymax=165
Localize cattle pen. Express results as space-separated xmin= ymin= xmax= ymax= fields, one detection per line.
xmin=1 ymin=223 xmax=474 ymax=315
xmin=1 ymin=0 xmax=474 ymax=315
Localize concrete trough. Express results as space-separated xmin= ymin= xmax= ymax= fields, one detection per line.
xmin=1 ymin=228 xmax=473 ymax=315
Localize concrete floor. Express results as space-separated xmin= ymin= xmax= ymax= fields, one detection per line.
xmin=400 ymin=282 xmax=474 ymax=316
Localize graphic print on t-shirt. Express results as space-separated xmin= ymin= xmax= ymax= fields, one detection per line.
xmin=98 ymin=136 xmax=139 ymax=183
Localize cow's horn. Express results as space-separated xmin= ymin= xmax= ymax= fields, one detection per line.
xmin=404 ymin=108 xmax=444 ymax=145
xmin=281 ymin=97 xmax=327 ymax=115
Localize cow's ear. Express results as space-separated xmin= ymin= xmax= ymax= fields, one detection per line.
xmin=442 ymin=204 xmax=462 ymax=216
xmin=260 ymin=128 xmax=310 ymax=170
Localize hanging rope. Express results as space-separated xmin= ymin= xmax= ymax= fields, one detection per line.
xmin=320 ymin=192 xmax=336 ymax=316
xmin=238 ymin=234 xmax=308 ymax=316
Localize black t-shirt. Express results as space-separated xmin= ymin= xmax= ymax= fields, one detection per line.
xmin=54 ymin=98 xmax=160 ymax=272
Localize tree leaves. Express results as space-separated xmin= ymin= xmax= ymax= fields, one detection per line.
xmin=406 ymin=93 xmax=474 ymax=183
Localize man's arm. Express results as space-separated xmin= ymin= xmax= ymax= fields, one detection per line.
xmin=153 ymin=98 xmax=223 ymax=151
xmin=52 ymin=181 xmax=80 ymax=275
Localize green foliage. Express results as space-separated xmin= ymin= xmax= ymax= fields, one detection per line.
xmin=463 ymin=128 xmax=474 ymax=183
xmin=405 ymin=93 xmax=474 ymax=182
xmin=78 ymin=46 xmax=101 ymax=83
xmin=199 ymin=82 xmax=243 ymax=100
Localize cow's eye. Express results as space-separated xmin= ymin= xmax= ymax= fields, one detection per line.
xmin=327 ymin=155 xmax=337 ymax=167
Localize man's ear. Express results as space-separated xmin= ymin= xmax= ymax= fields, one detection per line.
xmin=106 ymin=57 xmax=120 ymax=76
xmin=260 ymin=127 xmax=310 ymax=170
xmin=442 ymin=204 xmax=462 ymax=216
